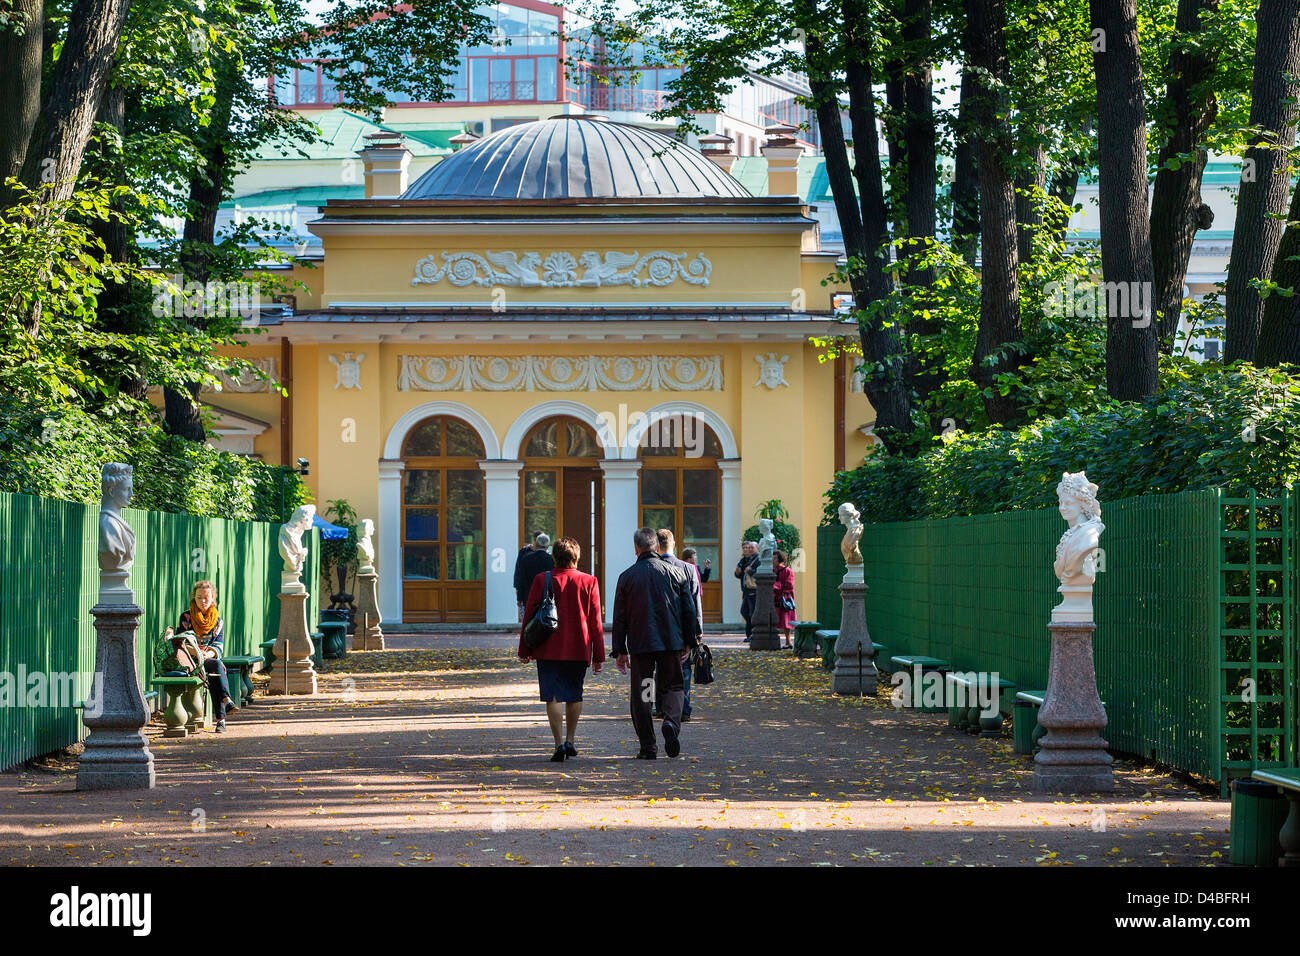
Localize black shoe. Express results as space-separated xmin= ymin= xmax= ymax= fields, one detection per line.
xmin=549 ymin=745 xmax=566 ymax=762
xmin=663 ymin=721 xmax=680 ymax=758
xmin=215 ymin=720 xmax=226 ymax=733
xmin=223 ymin=697 xmax=238 ymax=713
xmin=681 ymin=714 xmax=692 ymax=723
xmin=635 ymin=749 xmax=657 ymax=760
xmin=563 ymin=741 xmax=577 ymax=758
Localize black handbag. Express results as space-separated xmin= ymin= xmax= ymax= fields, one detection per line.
xmin=778 ymin=594 xmax=796 ymax=612
xmin=522 ymin=572 xmax=559 ymax=650
xmin=692 ymin=642 xmax=715 ymax=685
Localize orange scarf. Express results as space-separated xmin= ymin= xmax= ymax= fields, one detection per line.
xmin=189 ymin=600 xmax=219 ymax=639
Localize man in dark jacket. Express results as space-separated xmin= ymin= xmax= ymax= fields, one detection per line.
xmin=512 ymin=530 xmax=545 ymax=621
xmin=657 ymin=529 xmax=702 ymax=722
xmin=613 ymin=527 xmax=701 ymax=758
xmin=514 ymin=533 xmax=555 ymax=620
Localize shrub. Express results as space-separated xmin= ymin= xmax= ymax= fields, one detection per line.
xmin=0 ymin=397 xmax=311 ymax=522
xmin=824 ymin=363 xmax=1300 ymax=524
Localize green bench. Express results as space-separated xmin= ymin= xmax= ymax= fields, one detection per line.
xmin=259 ymin=639 xmax=277 ymax=671
xmin=1250 ymin=769 xmax=1300 ymax=867
xmin=316 ymin=620 xmax=348 ymax=661
xmin=814 ymin=630 xmax=838 ymax=670
xmin=946 ymin=672 xmax=1017 ymax=737
xmin=150 ymin=675 xmax=208 ymax=737
xmin=221 ymin=655 xmax=264 ymax=707
xmin=889 ymin=655 xmax=949 ymax=712
xmin=792 ymin=621 xmax=822 ymax=659
xmin=261 ymin=634 xmax=324 ymax=671
xmin=1013 ymin=690 xmax=1109 ymax=755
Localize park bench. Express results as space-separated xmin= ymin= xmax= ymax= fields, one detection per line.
xmin=1013 ymin=690 xmax=1109 ymax=755
xmin=792 ymin=621 xmax=822 ymax=659
xmin=889 ymin=655 xmax=949 ymax=712
xmin=75 ymin=690 xmax=158 ymax=715
xmin=316 ymin=620 xmax=348 ymax=661
xmin=814 ymin=629 xmax=837 ymax=670
xmin=946 ymin=672 xmax=1017 ymax=737
xmin=221 ymin=655 xmax=263 ymax=707
xmin=150 ymin=675 xmax=208 ymax=737
xmin=1250 ymin=768 xmax=1300 ymax=867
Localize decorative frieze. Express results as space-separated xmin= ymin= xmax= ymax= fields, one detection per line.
xmin=202 ymin=357 xmax=280 ymax=393
xmin=412 ymin=250 xmax=712 ymax=288
xmin=397 ymin=354 xmax=723 ymax=392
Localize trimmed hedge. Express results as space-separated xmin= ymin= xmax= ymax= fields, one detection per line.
xmin=0 ymin=398 xmax=311 ymax=522
xmin=824 ymin=364 xmax=1300 ymax=524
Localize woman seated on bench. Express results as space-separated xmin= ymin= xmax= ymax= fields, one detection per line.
xmin=176 ymin=580 xmax=238 ymax=732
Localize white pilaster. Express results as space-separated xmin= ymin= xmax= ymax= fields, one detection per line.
xmin=599 ymin=458 xmax=643 ymax=624
xmin=377 ymin=458 xmax=405 ymax=623
xmin=719 ymin=458 xmax=743 ymax=626
xmin=480 ymin=459 xmax=524 ymax=626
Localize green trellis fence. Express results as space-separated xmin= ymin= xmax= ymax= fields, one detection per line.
xmin=0 ymin=491 xmax=320 ymax=771
xmin=815 ymin=488 xmax=1298 ymax=789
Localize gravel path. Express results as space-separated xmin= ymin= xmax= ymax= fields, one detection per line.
xmin=0 ymin=636 xmax=1229 ymax=866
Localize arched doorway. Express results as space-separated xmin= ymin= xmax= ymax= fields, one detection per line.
xmin=638 ymin=417 xmax=723 ymax=622
xmin=400 ymin=415 xmax=486 ymax=622
xmin=520 ymin=416 xmax=604 ymax=583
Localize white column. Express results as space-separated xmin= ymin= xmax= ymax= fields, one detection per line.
xmin=480 ymin=459 xmax=524 ymax=626
xmin=599 ymin=458 xmax=642 ymax=624
xmin=719 ymin=458 xmax=743 ymax=626
xmin=377 ymin=458 xmax=405 ymax=623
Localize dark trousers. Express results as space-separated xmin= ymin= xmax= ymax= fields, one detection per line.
xmin=205 ymin=658 xmax=232 ymax=720
xmin=629 ymin=649 xmax=685 ymax=754
xmin=741 ymin=590 xmax=756 ymax=638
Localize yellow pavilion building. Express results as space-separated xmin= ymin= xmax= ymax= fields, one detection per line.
xmin=213 ymin=116 xmax=870 ymax=626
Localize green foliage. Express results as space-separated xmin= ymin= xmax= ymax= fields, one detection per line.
xmin=321 ymin=497 xmax=360 ymax=595
xmin=743 ymin=499 xmax=801 ymax=553
xmin=825 ymin=364 xmax=1300 ymax=524
xmin=0 ymin=397 xmax=311 ymax=522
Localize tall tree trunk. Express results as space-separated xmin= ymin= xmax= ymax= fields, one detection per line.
xmin=1257 ymin=177 xmax=1300 ymax=365
xmin=0 ymin=0 xmax=44 ymax=194
xmin=19 ymin=0 xmax=131 ymax=202
xmin=1015 ymin=134 xmax=1047 ymax=264
xmin=1149 ymin=0 xmax=1219 ymax=351
xmin=164 ymin=55 xmax=239 ymax=443
xmin=1224 ymin=0 xmax=1300 ymax=363
xmin=799 ymin=0 xmax=913 ymax=450
xmin=1047 ymin=117 xmax=1095 ymax=243
xmin=1090 ymin=0 xmax=1160 ymax=400
xmin=951 ymin=66 xmax=980 ymax=265
xmin=964 ymin=0 xmax=1023 ymax=426
xmin=88 ymin=84 xmax=148 ymax=402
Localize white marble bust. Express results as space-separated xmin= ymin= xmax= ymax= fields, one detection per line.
xmin=757 ymin=517 xmax=777 ymax=563
xmin=279 ymin=504 xmax=317 ymax=594
xmin=357 ymin=518 xmax=376 ymax=573
xmin=1052 ymin=471 xmax=1105 ymax=623
xmin=837 ymin=502 xmax=864 ymax=566
xmin=98 ymin=463 xmax=136 ymax=602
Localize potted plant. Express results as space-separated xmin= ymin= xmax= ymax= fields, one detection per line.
xmin=743 ymin=498 xmax=801 ymax=556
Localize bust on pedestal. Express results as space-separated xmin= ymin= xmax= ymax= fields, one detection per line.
xmin=78 ymin=463 xmax=155 ymax=791
xmin=748 ymin=518 xmax=781 ymax=651
xmin=267 ymin=505 xmax=319 ymax=695
xmin=832 ymin=502 xmax=877 ymax=695
xmin=353 ymin=518 xmax=384 ymax=650
xmin=1033 ymin=471 xmax=1113 ymax=793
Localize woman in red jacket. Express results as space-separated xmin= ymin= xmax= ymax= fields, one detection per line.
xmin=773 ymin=550 xmax=797 ymax=649
xmin=518 ymin=536 xmax=606 ymax=762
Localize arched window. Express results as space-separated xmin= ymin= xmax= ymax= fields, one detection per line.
xmin=401 ymin=416 xmax=486 ymax=622
xmin=638 ymin=416 xmax=723 ymax=621
xmin=520 ymin=416 xmax=603 ymax=579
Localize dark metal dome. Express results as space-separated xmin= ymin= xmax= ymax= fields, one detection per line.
xmin=401 ymin=117 xmax=751 ymax=200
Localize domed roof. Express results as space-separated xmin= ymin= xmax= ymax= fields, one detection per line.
xmin=401 ymin=117 xmax=751 ymax=201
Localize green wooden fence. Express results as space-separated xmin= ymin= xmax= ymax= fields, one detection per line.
xmin=815 ymin=488 xmax=1299 ymax=788
xmin=0 ymin=491 xmax=320 ymax=771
